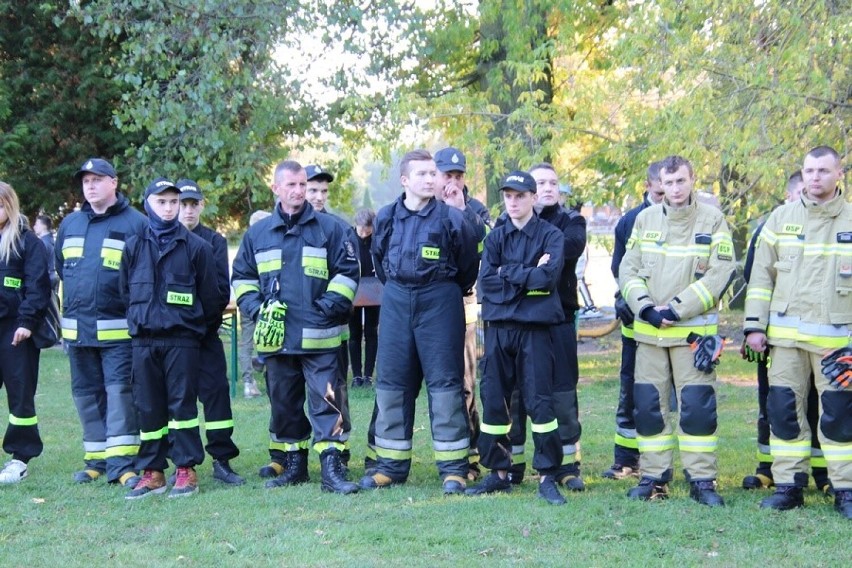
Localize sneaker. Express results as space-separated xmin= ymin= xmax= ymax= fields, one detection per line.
xmin=760 ymin=485 xmax=804 ymax=511
xmin=351 ymin=376 xmax=363 ymax=387
xmin=627 ymin=477 xmax=668 ymax=501
xmin=834 ymin=490 xmax=852 ymax=520
xmin=73 ymin=468 xmax=104 ymax=484
xmin=742 ymin=473 xmax=774 ymax=490
xmin=602 ymin=463 xmax=639 ymax=480
xmin=465 ymin=472 xmax=512 ymax=496
xmin=579 ymin=307 xmax=603 ymax=319
xmin=169 ymin=467 xmax=199 ymax=498
xmin=213 ymin=460 xmax=245 ymax=485
xmin=259 ymin=461 xmax=285 ymax=479
xmin=118 ymin=471 xmax=141 ymax=488
xmin=558 ymin=473 xmax=586 ymax=492
xmin=358 ymin=472 xmax=400 ymax=490
xmin=689 ymin=480 xmax=725 ymax=507
xmin=442 ymin=475 xmax=467 ymax=495
xmin=244 ymin=379 xmax=262 ymax=398
xmin=538 ymin=476 xmax=567 ymax=505
xmin=125 ymin=470 xmax=167 ymax=500
xmin=0 ymin=459 xmax=28 ymax=484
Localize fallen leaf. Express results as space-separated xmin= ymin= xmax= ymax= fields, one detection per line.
xmin=31 ymin=498 xmax=45 ymax=504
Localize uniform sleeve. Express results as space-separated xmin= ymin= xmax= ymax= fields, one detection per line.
xmin=618 ymin=213 xmax=655 ymax=316
xmin=611 ymin=215 xmax=630 ymax=279
xmin=744 ymin=215 xmax=779 ymax=334
xmin=669 ymin=215 xmax=736 ymax=321
xmin=314 ymin=224 xmax=360 ymax=321
xmin=371 ymin=209 xmax=390 ymax=284
xmin=231 ymin=230 xmax=263 ymax=321
xmin=478 ymin=231 xmax=520 ymax=305
xmin=195 ymin=242 xmax=221 ymax=331
xmin=500 ymin=227 xmax=564 ymax=292
xmin=211 ymin=232 xmax=231 ymax=312
xmin=54 ymin=223 xmax=66 ymax=281
xmin=563 ymin=211 xmax=587 ymax=264
xmin=742 ymin=223 xmax=763 ymax=284
xmin=453 ymin=211 xmax=481 ymax=294
xmin=17 ymin=232 xmax=50 ymax=331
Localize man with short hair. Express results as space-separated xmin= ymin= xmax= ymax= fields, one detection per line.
xmin=232 ymin=160 xmax=360 ymax=495
xmin=619 ymin=155 xmax=735 ymax=507
xmin=33 ymin=215 xmax=59 ymax=295
xmin=176 ymin=179 xmax=244 ymax=485
xmin=465 ymin=170 xmax=567 ymax=504
xmin=603 ymin=161 xmax=666 ymax=480
xmin=55 ymin=158 xmax=147 ymax=488
xmin=744 ymin=146 xmax=851 ymax=519
xmin=359 ymin=149 xmax=479 ymax=495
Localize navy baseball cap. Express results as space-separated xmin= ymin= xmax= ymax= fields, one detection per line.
xmin=176 ymin=178 xmax=204 ymax=201
xmin=73 ymin=158 xmax=116 ymax=184
xmin=144 ymin=177 xmax=179 ymax=199
xmin=500 ymin=170 xmax=536 ymax=193
xmin=305 ymin=164 xmax=334 ymax=182
xmin=434 ymin=147 xmax=466 ymax=173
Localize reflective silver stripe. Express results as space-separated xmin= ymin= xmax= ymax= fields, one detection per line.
xmin=562 ymin=444 xmax=578 ymax=456
xmin=102 ymin=238 xmax=125 ymax=250
xmin=63 ymin=237 xmax=85 ymax=249
xmin=97 ymin=319 xmax=129 ymax=331
xmin=269 ymin=433 xmax=310 ymax=444
xmin=433 ymin=439 xmax=470 ymax=452
xmin=255 ymin=250 xmax=280 ymax=263
xmin=232 ymin=279 xmax=259 ymax=289
xmin=672 ymin=313 xmax=719 ymax=328
xmin=375 ymin=436 xmax=413 ymax=451
xmin=616 ymin=427 xmax=636 ymax=438
xmin=302 ymin=326 xmax=346 ymax=340
xmin=302 ymin=246 xmax=328 ymax=258
xmin=61 ymin=318 xmax=78 ymax=330
xmin=768 ymin=314 xmax=850 ymax=337
xmin=811 ymin=448 xmax=824 ymax=458
xmin=83 ymin=441 xmax=107 ymax=452
xmin=106 ymin=435 xmax=140 ymax=447
xmin=758 ymin=443 xmax=772 ymax=455
xmin=511 ymin=445 xmax=525 ymax=456
xmin=329 ymin=274 xmax=357 ymax=291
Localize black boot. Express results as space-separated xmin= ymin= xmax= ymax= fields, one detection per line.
xmin=320 ymin=449 xmax=359 ymax=494
xmin=834 ymin=490 xmax=852 ymax=520
xmin=265 ymin=451 xmax=309 ymax=488
xmin=627 ymin=477 xmax=668 ymax=501
xmin=508 ymin=462 xmax=525 ymax=485
xmin=811 ymin=467 xmax=833 ymax=496
xmin=689 ymin=480 xmax=725 ymax=507
xmin=760 ymin=485 xmax=804 ymax=510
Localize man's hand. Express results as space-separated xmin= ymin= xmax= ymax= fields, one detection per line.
xmin=641 ymin=305 xmax=675 ymax=329
xmin=11 ymin=327 xmax=31 ymax=346
xmin=537 ymin=253 xmax=551 ymax=267
xmin=746 ymin=331 xmax=768 ymax=353
xmin=442 ymin=183 xmax=466 ymax=210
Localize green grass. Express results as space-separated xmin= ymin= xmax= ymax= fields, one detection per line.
xmin=0 ymin=345 xmax=846 ymax=568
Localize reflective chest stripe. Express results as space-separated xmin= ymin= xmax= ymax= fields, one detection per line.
xmin=302 ymin=246 xmax=329 ymax=279
xmin=62 ymin=237 xmax=86 ymax=259
xmin=255 ymin=250 xmax=282 ymax=274
xmin=767 ymin=314 xmax=850 ymax=348
xmin=100 ymin=238 xmax=126 ymax=270
xmin=62 ymin=317 xmax=131 ymax=341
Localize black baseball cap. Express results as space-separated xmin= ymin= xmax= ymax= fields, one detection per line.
xmin=434 ymin=147 xmax=466 ymax=173
xmin=305 ymin=164 xmax=334 ymax=182
xmin=176 ymin=178 xmax=203 ymax=201
xmin=500 ymin=170 xmax=536 ymax=193
xmin=144 ymin=177 xmax=179 ymax=199
xmin=73 ymin=158 xmax=116 ymax=184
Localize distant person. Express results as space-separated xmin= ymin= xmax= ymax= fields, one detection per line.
xmin=349 ymin=208 xmax=379 ymax=387
xmin=33 ymin=215 xmax=59 ymax=295
xmin=0 ymin=182 xmax=50 ymax=484
xmin=238 ymin=210 xmax=271 ymax=398
xmin=55 ymin=158 xmax=146 ymax=488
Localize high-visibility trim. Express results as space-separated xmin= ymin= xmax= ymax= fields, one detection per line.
xmin=634 ymin=321 xmax=719 ymax=339
xmin=140 ymin=426 xmax=169 ymax=441
xmin=821 ymin=443 xmax=852 ymax=462
xmin=61 ymin=317 xmax=79 ymax=341
xmin=96 ymin=318 xmax=130 ymax=341
xmin=376 ymin=447 xmax=413 ymax=460
xmin=313 ymin=441 xmax=345 ymax=453
xmin=62 ymin=237 xmax=85 ymax=259
xmin=105 ymin=445 xmax=139 ymax=458
xmin=302 ymin=252 xmax=329 ymax=280
xmin=678 ymin=434 xmax=718 ymax=453
xmin=526 ymin=290 xmax=550 ymax=296
xmin=770 ymin=439 xmax=811 ymax=458
xmin=622 ymin=278 xmax=648 ymax=298
xmin=757 ymin=444 xmax=773 ymax=463
xmin=83 ymin=441 xmax=107 ymax=452
xmin=375 ymin=437 xmax=413 ymax=451
xmin=638 ymin=243 xmax=711 ymax=257
xmin=84 ymin=451 xmax=107 ymax=460
xmin=3 ymin=276 xmax=21 ymax=289
xmin=204 ymin=419 xmax=234 ymax=431
xmin=301 ymin=325 xmax=344 ymax=349
xmin=101 ymin=239 xmax=125 ymax=270
xmin=365 ymin=446 xmax=377 ymax=460
xmin=810 ymin=455 xmax=827 ymax=468
xmin=767 ymin=314 xmax=850 ymax=349
xmin=269 ymin=439 xmax=310 ymax=452
xmin=166 ymin=291 xmax=194 ymax=306
xmin=168 ymin=417 xmax=199 ymax=430
xmin=481 ymin=422 xmax=511 ymax=435
xmin=689 ymin=280 xmax=715 ymax=311
xmin=255 ymin=250 xmax=282 ymax=274
xmin=327 ymin=274 xmax=357 ymax=301
xmin=803 ymin=243 xmax=852 ymax=256
xmin=530 ymin=419 xmax=558 ymax=434
xmin=434 ymin=448 xmax=469 ymax=461
xmin=433 ymin=439 xmax=470 ymax=452
xmin=511 ymin=445 xmax=526 ymax=457
xmin=421 ymin=246 xmax=440 ymax=260
xmin=746 ymin=287 xmax=773 ymax=302
xmin=637 ymin=434 xmax=677 ymax=453
xmin=561 ymin=443 xmax=579 ymax=464
xmin=9 ymin=413 xmax=37 ymax=426
xmin=233 ymin=279 xmax=260 ymax=299
xmin=712 ymin=232 xmax=733 ymax=245
xmin=614 ymin=432 xmax=639 ymax=449
xmin=621 ymin=324 xmax=635 ymax=339
xmin=107 ymin=435 xmax=140 ymax=447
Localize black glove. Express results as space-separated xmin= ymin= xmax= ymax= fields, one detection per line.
xmin=688 ymin=333 xmax=724 ymax=373
xmin=641 ymin=306 xmax=664 ymax=328
xmin=614 ymin=292 xmax=634 ymax=326
xmin=659 ymin=307 xmax=679 ymax=322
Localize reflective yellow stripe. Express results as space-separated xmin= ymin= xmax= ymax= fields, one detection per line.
xmin=746 ymin=287 xmax=772 ymax=302
xmin=810 ymin=455 xmax=827 ymax=468
xmin=269 ymin=440 xmax=310 ymax=452
xmin=614 ymin=433 xmax=638 ymax=449
xmin=302 ymin=326 xmax=344 ymax=350
xmin=621 ymin=324 xmax=635 ymax=339
xmin=622 ymin=278 xmax=647 ymax=298
xmin=255 ymin=250 xmax=282 ymax=274
xmin=233 ymin=279 xmax=260 ymax=299
xmin=375 ymin=447 xmax=413 ymax=460
xmin=62 ymin=237 xmax=85 ymax=259
xmin=302 ymin=258 xmax=329 ymax=279
xmin=434 ymin=448 xmax=469 ymax=461
xmin=637 ymin=434 xmax=677 ymax=452
xmin=327 ymin=274 xmax=357 ymax=301
xmin=530 ymin=419 xmax=558 ymax=434
xmin=204 ymin=419 xmax=234 ymax=431
xmin=101 ymin=248 xmax=122 ymax=270
xmin=84 ymin=451 xmax=107 ymax=460
xmin=481 ymin=422 xmax=511 ymax=435
xmin=678 ymin=434 xmax=718 ymax=453
xmin=9 ymin=413 xmax=37 ymax=426
xmin=140 ymin=426 xmax=169 ymax=441
xmin=770 ymin=439 xmax=811 ymax=458
xmin=821 ymin=443 xmax=852 ymax=462
xmin=634 ymin=321 xmax=718 ymax=339
xmin=168 ymin=418 xmax=200 ymax=430
xmin=105 ymin=445 xmax=139 ymax=458
xmin=313 ymin=441 xmax=345 ymax=453
xmin=689 ymin=280 xmax=714 ymax=311
xmin=639 ymin=243 xmax=711 ymax=257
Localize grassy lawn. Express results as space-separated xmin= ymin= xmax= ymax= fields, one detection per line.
xmin=0 ymin=337 xmax=846 ymax=567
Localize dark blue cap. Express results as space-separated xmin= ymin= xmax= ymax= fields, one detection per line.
xmin=305 ymin=164 xmax=334 ymax=182
xmin=176 ymin=178 xmax=203 ymax=201
xmin=73 ymin=158 xmax=116 ymax=184
xmin=434 ymin=147 xmax=466 ymax=173
xmin=144 ymin=177 xmax=179 ymax=199
xmin=500 ymin=170 xmax=536 ymax=193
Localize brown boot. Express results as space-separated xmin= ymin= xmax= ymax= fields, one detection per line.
xmin=168 ymin=467 xmax=199 ymax=498
xmin=125 ymin=470 xmax=167 ymax=500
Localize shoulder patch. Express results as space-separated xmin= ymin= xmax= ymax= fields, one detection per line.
xmin=344 ymin=240 xmax=356 ymax=259
xmin=781 ymin=223 xmax=803 ymax=235
xmin=837 ymin=232 xmax=852 ymax=243
xmin=642 ymin=230 xmax=662 ymax=241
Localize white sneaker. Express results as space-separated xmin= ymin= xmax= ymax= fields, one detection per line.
xmin=0 ymin=459 xmax=28 ymax=484
xmin=244 ymin=380 xmax=261 ymax=399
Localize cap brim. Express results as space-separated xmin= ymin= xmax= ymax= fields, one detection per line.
xmin=501 ymin=183 xmax=534 ymax=192
xmin=436 ymin=164 xmax=466 ymax=173
xmin=308 ymin=173 xmax=334 ymax=182
xmin=179 ymin=191 xmax=204 ymax=201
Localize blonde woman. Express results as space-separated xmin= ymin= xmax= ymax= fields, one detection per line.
xmin=0 ymin=182 xmax=50 ymax=483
